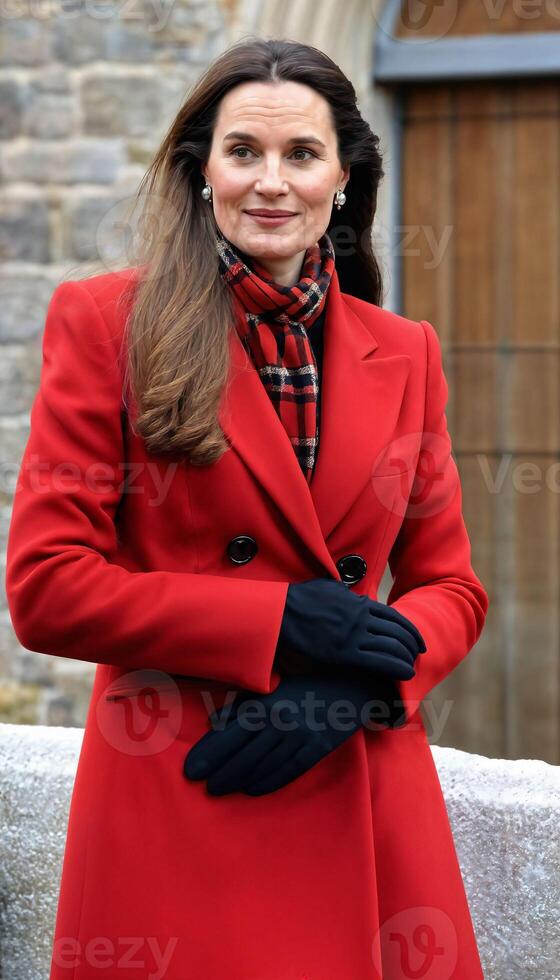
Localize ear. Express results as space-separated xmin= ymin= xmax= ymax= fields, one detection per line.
xmin=340 ymin=164 xmax=351 ymax=190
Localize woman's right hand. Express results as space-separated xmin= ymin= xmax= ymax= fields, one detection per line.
xmin=277 ymin=578 xmax=427 ymax=681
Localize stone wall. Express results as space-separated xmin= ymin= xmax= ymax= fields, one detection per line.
xmin=0 ymin=0 xmax=396 ymax=727
xmin=0 ymin=0 xmax=234 ymax=725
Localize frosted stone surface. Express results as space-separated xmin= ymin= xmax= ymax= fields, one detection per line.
xmin=0 ymin=724 xmax=559 ymax=979
xmin=432 ymin=745 xmax=560 ymax=979
xmin=0 ymin=723 xmax=83 ymax=979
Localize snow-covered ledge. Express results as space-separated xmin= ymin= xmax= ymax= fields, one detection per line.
xmin=0 ymin=723 xmax=558 ymax=979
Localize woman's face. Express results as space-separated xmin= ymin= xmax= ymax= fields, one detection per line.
xmin=202 ymin=79 xmax=349 ymax=285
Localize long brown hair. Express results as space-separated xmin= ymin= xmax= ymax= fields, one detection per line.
xmin=118 ymin=37 xmax=385 ymax=465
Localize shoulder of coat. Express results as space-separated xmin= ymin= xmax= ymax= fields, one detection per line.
xmin=57 ymin=266 xmax=141 ymax=336
xmin=340 ymin=290 xmax=425 ymax=354
xmin=73 ymin=265 xmax=140 ymax=308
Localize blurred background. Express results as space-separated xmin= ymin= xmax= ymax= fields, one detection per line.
xmin=0 ymin=0 xmax=558 ymax=764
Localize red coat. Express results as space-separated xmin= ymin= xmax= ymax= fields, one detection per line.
xmin=5 ymin=265 xmax=489 ymax=979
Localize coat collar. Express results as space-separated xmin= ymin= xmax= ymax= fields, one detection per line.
xmin=218 ymin=267 xmax=411 ymax=579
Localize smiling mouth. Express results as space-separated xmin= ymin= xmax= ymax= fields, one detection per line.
xmin=244 ymin=211 xmax=298 ymax=223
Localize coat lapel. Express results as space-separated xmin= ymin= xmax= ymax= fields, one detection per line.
xmin=218 ymin=268 xmax=411 ymax=577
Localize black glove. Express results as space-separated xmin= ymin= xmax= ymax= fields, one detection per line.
xmin=277 ymin=578 xmax=426 ymax=681
xmin=184 ymin=671 xmax=401 ymax=797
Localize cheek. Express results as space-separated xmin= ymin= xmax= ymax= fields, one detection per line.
xmin=211 ymin=167 xmax=251 ymax=200
xmin=297 ymin=175 xmax=337 ymax=208
xmin=290 ymin=184 xmax=335 ymax=243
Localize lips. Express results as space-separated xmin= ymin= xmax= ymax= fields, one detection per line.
xmin=244 ymin=210 xmax=297 ymax=217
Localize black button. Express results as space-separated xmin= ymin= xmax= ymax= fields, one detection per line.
xmin=336 ymin=554 xmax=367 ymax=585
xmin=227 ymin=535 xmax=258 ymax=565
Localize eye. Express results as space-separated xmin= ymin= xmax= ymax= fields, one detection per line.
xmin=291 ymin=148 xmax=314 ymax=161
xmin=230 ymin=146 xmax=255 ymax=159
xmin=229 ymin=146 xmax=315 ymax=161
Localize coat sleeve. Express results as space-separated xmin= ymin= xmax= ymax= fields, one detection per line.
xmin=4 ymin=280 xmax=289 ymax=694
xmin=384 ymin=318 xmax=489 ymax=727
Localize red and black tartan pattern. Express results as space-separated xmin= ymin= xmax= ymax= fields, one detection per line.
xmin=216 ymin=232 xmax=335 ymax=483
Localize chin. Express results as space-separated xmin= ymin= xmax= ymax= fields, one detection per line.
xmin=241 ymin=231 xmax=298 ymax=254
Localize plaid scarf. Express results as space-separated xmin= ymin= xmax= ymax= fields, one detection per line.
xmin=216 ymin=232 xmax=335 ymax=483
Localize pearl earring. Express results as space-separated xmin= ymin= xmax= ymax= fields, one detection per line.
xmin=201 ymin=183 xmax=212 ymax=202
xmin=334 ymin=188 xmax=346 ymax=210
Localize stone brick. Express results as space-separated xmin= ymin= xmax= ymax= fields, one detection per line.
xmin=0 ymin=79 xmax=24 ymax=139
xmin=0 ymin=197 xmax=50 ymax=263
xmin=23 ymin=84 xmax=74 ymax=139
xmin=126 ymin=140 xmax=155 ymax=166
xmin=104 ymin=21 xmax=155 ymax=63
xmin=0 ymin=342 xmax=42 ymax=416
xmin=16 ymin=648 xmax=55 ymax=688
xmin=0 ymin=274 xmax=57 ymax=341
xmin=31 ymin=65 xmax=70 ymax=94
xmin=0 ymin=677 xmax=41 ymax=724
xmin=0 ymin=139 xmax=124 ymax=184
xmin=51 ymin=11 xmax=108 ymax=66
xmin=0 ymin=504 xmax=12 ymax=548
xmin=150 ymin=0 xmax=224 ymax=44
xmin=53 ymin=10 xmax=154 ymax=65
xmin=0 ymin=603 xmax=57 ymax=688
xmin=16 ymin=64 xmax=72 ymax=139
xmin=0 ymin=416 xmax=31 ymax=507
xmin=0 ymin=18 xmax=52 ymax=67
xmin=80 ymin=73 xmax=164 ymax=139
xmin=63 ymin=192 xmax=128 ymax=262
xmin=0 ymin=612 xmax=18 ymax=680
xmin=45 ymin=660 xmax=97 ymax=726
xmin=158 ymin=65 xmax=201 ymax=116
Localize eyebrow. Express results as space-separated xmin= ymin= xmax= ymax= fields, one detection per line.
xmin=222 ymin=130 xmax=326 ymax=149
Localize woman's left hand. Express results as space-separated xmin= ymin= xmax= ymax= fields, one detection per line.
xmin=183 ymin=672 xmax=388 ymax=796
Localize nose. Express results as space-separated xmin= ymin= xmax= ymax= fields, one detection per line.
xmin=255 ymin=155 xmax=289 ymax=195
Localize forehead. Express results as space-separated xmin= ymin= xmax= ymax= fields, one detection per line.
xmin=213 ymin=80 xmax=333 ymax=137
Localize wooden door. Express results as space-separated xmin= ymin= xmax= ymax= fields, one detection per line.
xmin=395 ymin=78 xmax=560 ymax=763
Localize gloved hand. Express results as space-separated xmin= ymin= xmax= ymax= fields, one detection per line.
xmin=184 ymin=671 xmax=403 ymax=797
xmin=277 ymin=578 xmax=426 ymax=681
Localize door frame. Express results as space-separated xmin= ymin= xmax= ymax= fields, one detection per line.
xmin=373 ymin=0 xmax=560 ymax=311
xmin=374 ymin=0 xmax=560 ymax=83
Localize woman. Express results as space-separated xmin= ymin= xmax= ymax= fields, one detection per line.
xmin=5 ymin=37 xmax=488 ymax=980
